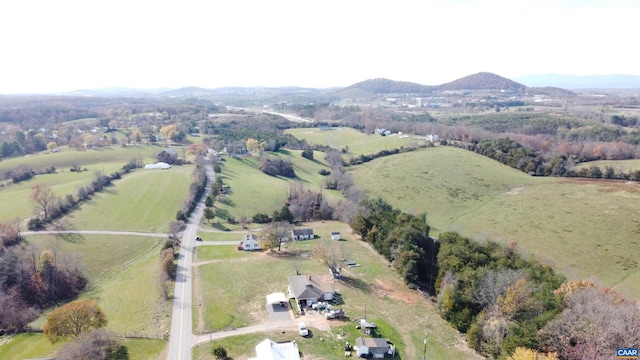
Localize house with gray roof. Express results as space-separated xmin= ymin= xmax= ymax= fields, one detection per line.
xmin=291 ymin=228 xmax=314 ymax=241
xmin=287 ymin=274 xmax=333 ymax=306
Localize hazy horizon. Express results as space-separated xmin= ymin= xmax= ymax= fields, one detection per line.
xmin=1 ymin=0 xmax=639 ymax=94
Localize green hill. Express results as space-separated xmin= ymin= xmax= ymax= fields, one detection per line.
xmin=350 ymin=146 xmax=640 ymax=298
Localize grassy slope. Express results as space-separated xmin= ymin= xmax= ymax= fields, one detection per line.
xmin=574 ymin=159 xmax=640 ymax=172
xmin=213 ymin=150 xmax=342 ymax=222
xmin=350 ymin=146 xmax=544 ymax=234
xmin=286 ymin=127 xmax=426 ymax=155
xmin=66 ymin=165 xmax=193 ymax=232
xmin=193 ymin=221 xmax=479 ymax=360
xmin=350 ymin=146 xmax=640 ymax=298
xmin=0 ymin=145 xmax=165 ymax=223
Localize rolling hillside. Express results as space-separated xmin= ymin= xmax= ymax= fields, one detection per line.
xmin=349 ymin=146 xmax=640 ymax=298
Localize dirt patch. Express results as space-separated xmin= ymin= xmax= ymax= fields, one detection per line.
xmin=373 ymin=279 xmax=421 ymax=305
xmin=505 ymin=186 xmax=526 ymax=195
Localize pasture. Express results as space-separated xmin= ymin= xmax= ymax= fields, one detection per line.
xmin=213 ymin=150 xmax=342 ymax=224
xmin=285 ymin=127 xmax=426 ymax=156
xmin=192 ymin=221 xmax=479 ymax=359
xmin=349 ymin=146 xmax=640 ymax=298
xmin=0 ymin=145 xmax=166 ymax=223
xmin=25 ymin=233 xmax=170 ymax=333
xmin=0 ymin=333 xmax=166 ymax=360
xmin=574 ymin=159 xmax=640 ymax=172
xmin=64 ymin=165 xmax=193 ymax=232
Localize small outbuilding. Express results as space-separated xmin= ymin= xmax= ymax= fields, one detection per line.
xmin=330 ymin=231 xmax=341 ymax=240
xmin=355 ymin=337 xmax=391 ymax=359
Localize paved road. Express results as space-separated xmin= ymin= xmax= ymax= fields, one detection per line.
xmin=167 ymin=154 xmax=214 ymax=360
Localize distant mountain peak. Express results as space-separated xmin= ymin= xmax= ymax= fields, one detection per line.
xmin=437 ymin=72 xmax=526 ymax=91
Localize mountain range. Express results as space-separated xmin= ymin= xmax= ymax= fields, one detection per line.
xmin=59 ymin=73 xmax=640 ymax=97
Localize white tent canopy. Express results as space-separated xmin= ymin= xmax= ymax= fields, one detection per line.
xmin=266 ymin=292 xmax=287 ymax=304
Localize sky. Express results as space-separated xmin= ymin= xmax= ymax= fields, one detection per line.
xmin=0 ymin=0 xmax=638 ymax=94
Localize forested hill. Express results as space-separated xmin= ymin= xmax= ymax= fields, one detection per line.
xmin=341 ymin=78 xmax=435 ymax=94
xmin=436 ymin=72 xmax=527 ymax=92
xmin=341 ymin=72 xmax=530 ymax=95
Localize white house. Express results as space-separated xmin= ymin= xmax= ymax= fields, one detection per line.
xmin=355 ymin=337 xmax=392 ymax=358
xmin=291 ymin=228 xmax=314 ymax=241
xmin=241 ymin=233 xmax=261 ymax=251
xmin=249 ymin=338 xmax=300 ymax=360
xmin=426 ymin=134 xmax=439 ymax=142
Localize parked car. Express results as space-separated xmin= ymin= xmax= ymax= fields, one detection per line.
xmin=298 ymin=322 xmax=309 ymax=337
xmin=195 ymin=236 xmax=202 ymax=241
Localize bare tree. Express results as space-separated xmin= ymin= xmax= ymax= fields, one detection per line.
xmin=259 ymin=221 xmax=293 ymax=251
xmin=312 ymin=239 xmax=348 ymax=275
xmin=31 ymin=184 xmax=56 ymax=220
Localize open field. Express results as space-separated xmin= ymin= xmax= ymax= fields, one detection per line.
xmin=192 ymin=221 xmax=480 ymax=359
xmin=0 ymin=145 xmax=163 ymax=175
xmin=574 ymin=159 xmax=640 ymax=172
xmin=63 ymin=165 xmax=193 ymax=232
xmin=213 ymin=151 xmax=342 ymax=223
xmin=25 ymin=233 xmax=171 ymax=333
xmin=349 ymin=146 xmax=640 ymax=298
xmin=286 ymin=127 xmax=427 ymax=155
xmin=0 ymin=333 xmax=166 ymax=360
xmin=350 ymin=146 xmax=545 ymax=234
xmin=0 ymin=145 xmax=167 ymax=223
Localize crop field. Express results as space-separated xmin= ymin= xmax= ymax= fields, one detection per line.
xmin=192 ymin=221 xmax=479 ymax=359
xmin=213 ymin=151 xmax=343 ymax=223
xmin=349 ymin=146 xmax=640 ymax=298
xmin=64 ymin=165 xmax=193 ymax=232
xmin=286 ymin=127 xmax=426 ymax=156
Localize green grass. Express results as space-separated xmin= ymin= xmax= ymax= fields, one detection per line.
xmin=286 ymin=127 xmax=427 ymax=156
xmin=65 ymin=165 xmax=193 ymax=232
xmin=350 ymin=146 xmax=543 ymax=234
xmin=0 ymin=145 xmax=170 ymax=223
xmin=25 ymin=233 xmax=163 ymax=281
xmin=214 ymin=151 xmax=342 ymax=222
xmin=350 ymin=146 xmax=640 ymax=298
xmin=193 ymin=220 xmax=479 ymax=359
xmin=0 ymin=334 xmax=166 ymax=360
xmin=195 ymin=245 xmax=259 ymax=261
xmin=0 ymin=333 xmax=58 ymax=360
xmin=574 ymin=159 xmax=640 ymax=172
xmin=24 ymin=233 xmax=171 ymax=334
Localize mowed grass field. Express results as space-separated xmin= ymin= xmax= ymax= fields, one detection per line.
xmin=0 ymin=333 xmax=166 ymax=360
xmin=192 ymin=221 xmax=480 ymax=360
xmin=213 ymin=150 xmax=343 ymax=223
xmin=64 ymin=165 xmax=193 ymax=232
xmin=286 ymin=127 xmax=427 ymax=156
xmin=350 ymin=146 xmax=640 ymax=298
xmin=8 ymin=233 xmax=170 ymax=359
xmin=0 ymin=145 xmax=166 ymax=223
